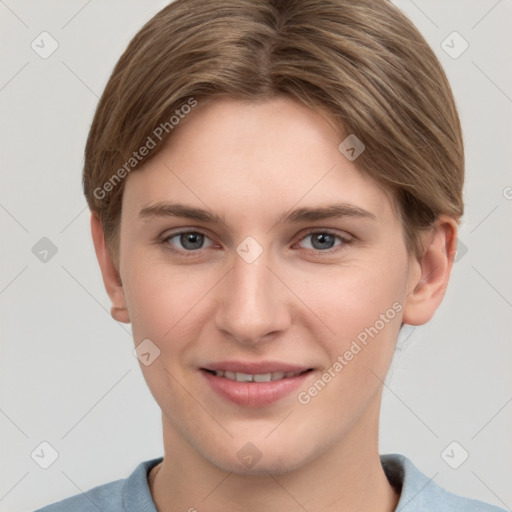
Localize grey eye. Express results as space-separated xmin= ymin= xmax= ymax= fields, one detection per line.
xmin=167 ymin=232 xmax=212 ymax=250
xmin=299 ymin=232 xmax=342 ymax=251
xmin=180 ymin=232 xmax=204 ymax=250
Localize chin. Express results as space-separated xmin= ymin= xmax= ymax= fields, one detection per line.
xmin=200 ymin=435 xmax=319 ymax=476
xmin=214 ymin=453 xmax=309 ymax=477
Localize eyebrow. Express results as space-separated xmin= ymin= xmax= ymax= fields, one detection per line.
xmin=138 ymin=201 xmax=376 ymax=224
xmin=278 ymin=203 xmax=376 ymax=224
xmin=138 ymin=202 xmax=224 ymax=223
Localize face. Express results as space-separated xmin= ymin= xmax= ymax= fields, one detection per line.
xmin=116 ymin=96 xmax=420 ymax=474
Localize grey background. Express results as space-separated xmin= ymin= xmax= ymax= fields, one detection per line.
xmin=0 ymin=1 xmax=511 ymax=511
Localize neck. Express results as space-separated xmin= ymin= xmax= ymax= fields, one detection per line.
xmin=150 ymin=405 xmax=399 ymax=512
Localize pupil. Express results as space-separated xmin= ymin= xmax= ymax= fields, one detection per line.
xmin=312 ymin=233 xmax=334 ymax=250
xmin=180 ymin=232 xmax=204 ymax=250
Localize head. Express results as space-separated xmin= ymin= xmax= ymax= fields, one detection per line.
xmin=85 ymin=0 xmax=463 ymax=474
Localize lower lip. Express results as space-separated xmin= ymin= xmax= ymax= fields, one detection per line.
xmin=201 ymin=369 xmax=313 ymax=407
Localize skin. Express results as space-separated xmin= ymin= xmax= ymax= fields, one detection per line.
xmin=92 ymin=96 xmax=457 ymax=512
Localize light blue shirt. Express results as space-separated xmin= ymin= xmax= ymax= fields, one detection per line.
xmin=34 ymin=454 xmax=506 ymax=511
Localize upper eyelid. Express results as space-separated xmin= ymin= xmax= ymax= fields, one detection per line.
xmin=161 ymin=227 xmax=350 ymax=239
xmin=164 ymin=230 xmax=213 ymax=243
xmin=162 ymin=227 xmax=213 ymax=240
xmin=295 ymin=228 xmax=353 ymax=242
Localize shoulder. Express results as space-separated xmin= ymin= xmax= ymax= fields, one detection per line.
xmin=381 ymin=454 xmax=506 ymax=512
xmin=33 ymin=457 xmax=162 ymax=512
xmin=33 ymin=479 xmax=124 ymax=512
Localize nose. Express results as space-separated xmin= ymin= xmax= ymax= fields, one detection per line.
xmin=214 ymin=252 xmax=292 ymax=346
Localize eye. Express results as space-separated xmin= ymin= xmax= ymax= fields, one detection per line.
xmin=297 ymin=231 xmax=347 ymax=251
xmin=164 ymin=231 xmax=213 ymax=251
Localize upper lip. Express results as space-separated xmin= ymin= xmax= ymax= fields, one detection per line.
xmin=201 ymin=361 xmax=312 ymax=374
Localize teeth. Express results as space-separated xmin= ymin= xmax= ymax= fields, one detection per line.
xmin=212 ymin=369 xmax=304 ymax=382
xmin=253 ymin=373 xmax=272 ymax=382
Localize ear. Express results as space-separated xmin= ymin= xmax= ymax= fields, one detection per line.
xmin=90 ymin=213 xmax=130 ymax=324
xmin=402 ymin=215 xmax=458 ymax=326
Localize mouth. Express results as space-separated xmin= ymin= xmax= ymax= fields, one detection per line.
xmin=200 ymin=363 xmax=314 ymax=407
xmin=202 ymin=368 xmax=312 ymax=382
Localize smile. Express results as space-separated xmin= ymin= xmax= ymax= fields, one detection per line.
xmin=207 ymin=369 xmax=308 ymax=382
xmin=201 ymin=366 xmax=314 ymax=407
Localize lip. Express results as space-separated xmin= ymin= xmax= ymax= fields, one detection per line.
xmin=200 ymin=361 xmax=313 ymax=407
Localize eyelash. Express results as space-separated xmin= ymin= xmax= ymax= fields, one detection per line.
xmin=160 ymin=229 xmax=353 ymax=257
xmin=296 ymin=229 xmax=353 ymax=254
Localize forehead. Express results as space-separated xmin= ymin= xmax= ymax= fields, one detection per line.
xmin=122 ymin=96 xmax=396 ymax=225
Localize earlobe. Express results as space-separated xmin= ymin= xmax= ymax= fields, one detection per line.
xmin=402 ymin=216 xmax=458 ymax=326
xmin=90 ymin=213 xmax=130 ymax=324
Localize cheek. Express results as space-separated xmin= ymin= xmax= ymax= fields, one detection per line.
xmin=122 ymin=259 xmax=214 ymax=416
xmin=300 ymin=256 xmax=403 ymax=325
xmin=285 ymin=265 xmax=404 ymax=451
xmin=123 ymin=257 xmax=193 ymax=339
xmin=292 ymin=254 xmax=407 ymax=377
xmin=122 ymin=255 xmax=226 ymax=361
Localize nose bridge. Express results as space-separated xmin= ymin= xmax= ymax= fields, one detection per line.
xmin=214 ymin=250 xmax=290 ymax=343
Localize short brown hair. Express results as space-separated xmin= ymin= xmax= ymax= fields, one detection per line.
xmin=83 ymin=0 xmax=464 ymax=260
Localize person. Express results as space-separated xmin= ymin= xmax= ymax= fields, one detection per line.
xmin=35 ymin=0 xmax=506 ymax=510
